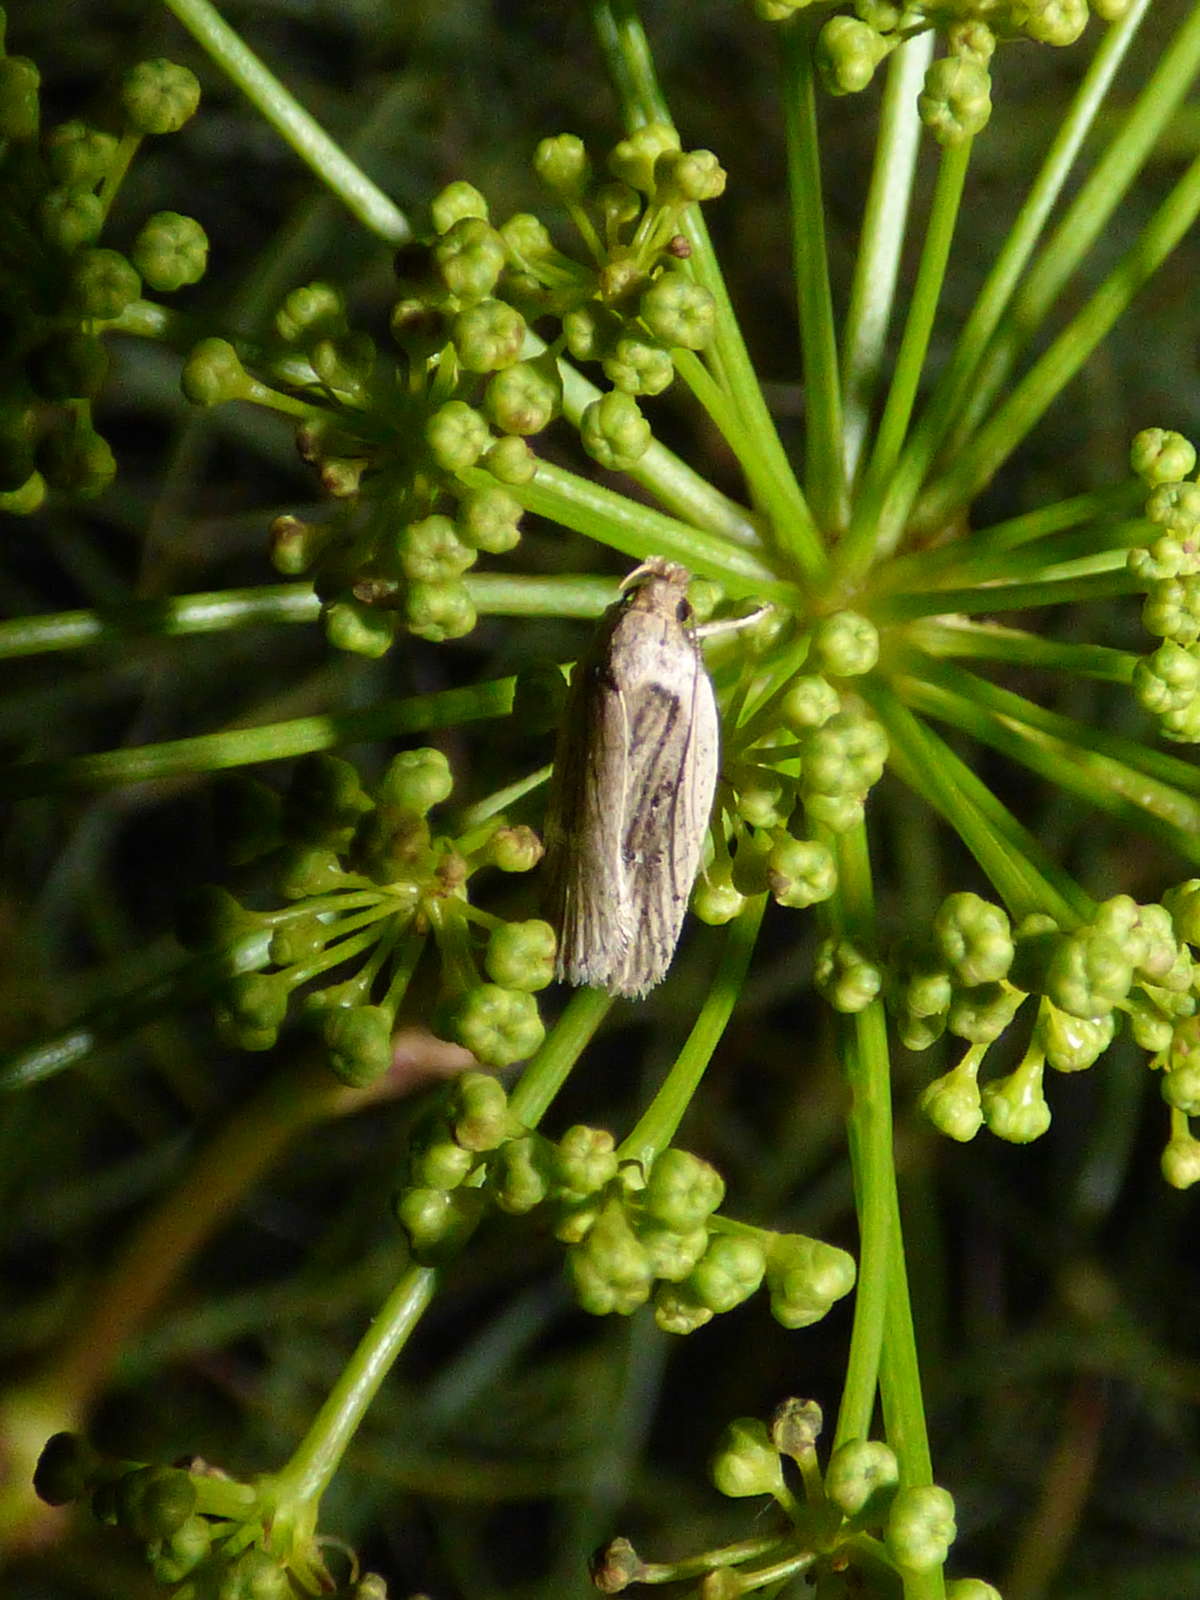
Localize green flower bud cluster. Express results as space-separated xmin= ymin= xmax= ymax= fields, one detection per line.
xmin=181 ymin=750 xmax=551 ymax=1080
xmin=185 ymin=126 xmax=723 ymax=656
xmin=695 ymin=1398 xmax=967 ymax=1589
xmin=33 ymin=1433 xmax=275 ymax=1594
xmin=902 ymin=888 xmax=1200 ymax=1179
xmin=694 ymin=644 xmax=887 ymax=928
xmin=393 ymin=1089 xmax=855 ymax=1327
xmin=761 ymin=0 xmax=1121 ymax=144
xmin=1127 ymin=428 xmax=1200 ymax=741
xmin=0 ymin=42 xmax=203 ymax=514
xmin=33 ymin=1430 xmax=388 ymax=1596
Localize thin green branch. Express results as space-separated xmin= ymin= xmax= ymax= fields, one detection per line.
xmin=914 ymin=144 xmax=1200 ymax=532
xmin=838 ymin=137 xmax=973 ymax=580
xmin=898 ymin=672 xmax=1200 ymax=865
xmin=162 ymin=0 xmax=412 ymax=240
xmin=907 ymin=618 xmax=1136 ymax=683
xmin=518 ymin=461 xmax=798 ymax=599
xmin=861 ymin=682 xmax=1090 ymax=924
xmin=271 ymin=1263 xmax=438 ymax=1505
xmin=840 ymin=34 xmax=932 ymax=486
xmin=782 ymin=20 xmax=847 ymax=533
xmin=508 ymin=987 xmax=614 ymax=1127
xmin=869 ymin=0 xmax=1156 ymax=551
xmin=933 ymin=0 xmax=1198 ymax=472
xmin=877 ymin=483 xmax=1145 ymax=595
xmin=0 ymin=678 xmax=517 ymax=796
xmin=898 ymin=656 xmax=1200 ymax=832
xmin=876 ymin=566 xmax=1138 ymax=621
xmin=618 ymin=896 xmax=766 ymax=1169
xmin=588 ymin=0 xmax=824 ymax=577
xmin=0 ymin=585 xmax=320 ymax=659
xmin=160 ymin=0 xmax=411 ymax=243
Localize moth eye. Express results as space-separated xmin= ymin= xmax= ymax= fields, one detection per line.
xmin=676 ymin=599 xmax=692 ymax=622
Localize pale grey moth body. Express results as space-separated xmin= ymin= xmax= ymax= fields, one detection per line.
xmin=544 ymin=557 xmax=719 ymax=997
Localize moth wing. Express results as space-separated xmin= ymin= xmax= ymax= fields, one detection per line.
xmin=613 ymin=645 xmax=719 ymax=996
xmin=544 ymin=649 xmax=634 ymax=988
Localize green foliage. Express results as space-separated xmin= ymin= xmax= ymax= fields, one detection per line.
xmin=5 ymin=3 xmax=1200 ymax=1599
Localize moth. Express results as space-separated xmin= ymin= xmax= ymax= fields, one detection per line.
xmin=544 ymin=556 xmax=719 ymax=997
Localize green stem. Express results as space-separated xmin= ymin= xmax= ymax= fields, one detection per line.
xmin=553 ymin=356 xmax=765 ymax=548
xmin=838 ymin=137 xmax=973 ymax=581
xmin=934 ymin=0 xmax=1197 ymax=474
xmin=870 ymin=0 xmax=1156 ymax=552
xmin=875 ymin=567 xmax=1139 ymax=622
xmin=0 ymin=585 xmax=320 ymax=659
xmin=895 ymin=657 xmax=1200 ymax=848
xmin=877 ymin=483 xmax=1145 ymax=596
xmin=508 ymin=987 xmax=613 ymax=1128
xmin=0 ymin=931 xmax=272 ymax=1093
xmin=840 ymin=34 xmax=932 ymax=486
xmin=782 ymin=20 xmax=847 ymax=534
xmin=519 ymin=461 xmax=797 ymax=599
xmin=861 ymin=682 xmax=1090 ymax=924
xmin=915 ymin=143 xmax=1200 ymax=533
xmin=588 ymin=0 xmax=823 ymax=577
xmin=618 ymin=897 xmax=766 ymax=1168
xmin=160 ymin=0 xmax=411 ymax=242
xmin=0 ymin=677 xmax=517 ymax=796
xmin=825 ymin=829 xmax=890 ymax=1451
xmin=888 ymin=522 xmax=1147 ymax=591
xmin=270 ymin=1262 xmax=438 ymax=1505
xmin=907 ymin=618 xmax=1135 ymax=683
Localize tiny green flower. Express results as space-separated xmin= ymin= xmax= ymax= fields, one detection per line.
xmin=452 ymin=298 xmax=527 ymax=372
xmin=817 ymin=15 xmax=892 ymax=96
xmin=181 ymin=338 xmax=254 ymax=406
xmin=688 ymin=1234 xmax=766 ymax=1313
xmin=425 ymin=399 xmax=490 ymax=471
xmin=456 ymin=485 xmax=524 ymax=553
xmin=434 ymin=215 xmax=507 ymax=300
xmin=552 ymin=1124 xmax=619 ymax=1197
xmin=68 ymin=247 xmax=141 ymax=319
xmin=484 ymin=358 xmax=560 ymax=435
xmin=980 ymin=1052 xmax=1052 ymax=1143
xmin=780 ymin=674 xmax=841 ymax=731
xmin=405 ymin=578 xmax=477 ymax=642
xmin=533 ymin=132 xmax=591 ymax=197
xmin=918 ymin=55 xmax=992 ymax=146
xmin=38 ymin=187 xmax=104 ymax=252
xmin=568 ymin=1200 xmax=655 ymax=1315
xmin=767 ymin=834 xmax=837 ymax=908
xmin=885 ymin=1484 xmax=958 ymax=1573
xmin=814 ymin=937 xmax=882 ymax=1012
xmin=764 ymin=1233 xmax=857 ymax=1328
xmin=638 ymin=271 xmax=716 ymax=350
xmin=447 ymin=984 xmax=544 ymax=1067
xmin=132 ymin=211 xmax=208 ymax=292
xmin=710 ymin=1418 xmax=784 ymax=1500
xmin=396 ymin=515 xmax=477 ymax=584
xmin=485 ymin=919 xmax=557 ymax=992
xmin=0 ymin=55 xmax=40 ymax=139
xmin=378 ymin=747 xmax=453 ymax=815
xmin=579 ymin=390 xmax=652 ymax=471
xmin=607 ymin=122 xmax=681 ymax=195
xmin=643 ymin=1148 xmax=726 ymax=1230
xmin=323 ymin=1004 xmax=395 ymax=1086
xmin=825 ymin=1438 xmax=900 ymax=1519
xmin=120 ymin=59 xmax=201 ymax=135
xmin=44 ymin=119 xmax=118 ymax=185
xmin=431 ymin=179 xmax=490 ymax=233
